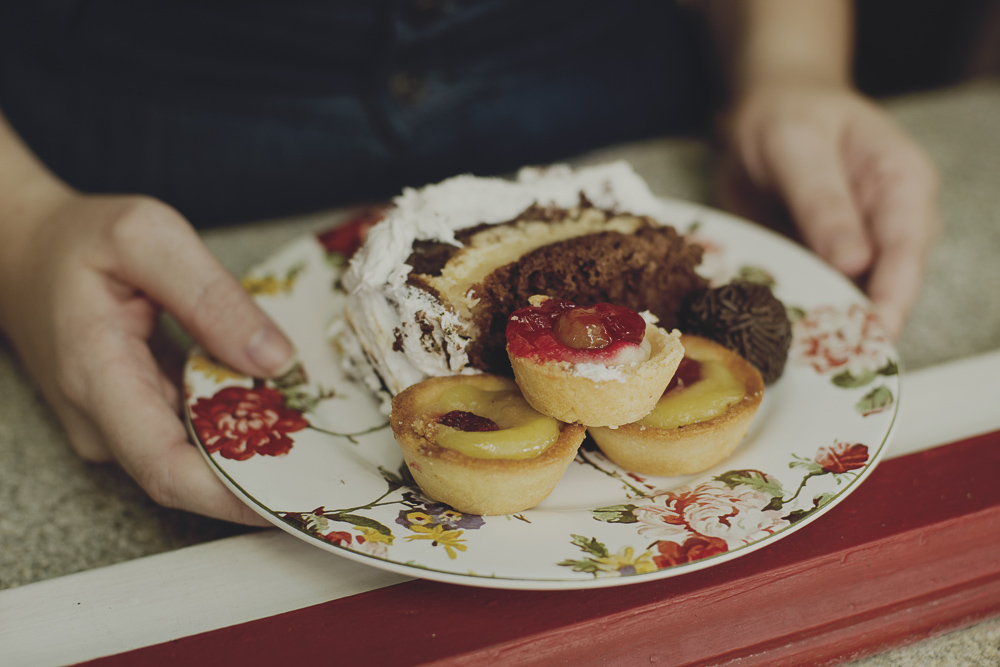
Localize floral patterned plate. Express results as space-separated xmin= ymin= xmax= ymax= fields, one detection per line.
xmin=185 ymin=200 xmax=900 ymax=590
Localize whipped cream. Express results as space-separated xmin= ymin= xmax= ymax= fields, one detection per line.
xmin=567 ymin=320 xmax=655 ymax=382
xmin=334 ymin=161 xmax=667 ymax=406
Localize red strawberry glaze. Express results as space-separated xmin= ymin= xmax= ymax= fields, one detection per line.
xmin=439 ymin=410 xmax=500 ymax=432
xmin=506 ymin=299 xmax=646 ymax=365
xmin=665 ymin=356 xmax=703 ymax=393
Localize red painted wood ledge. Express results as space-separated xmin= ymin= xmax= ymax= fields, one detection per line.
xmin=80 ymin=430 xmax=1000 ymax=667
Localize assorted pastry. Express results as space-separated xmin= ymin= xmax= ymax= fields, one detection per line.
xmin=335 ymin=162 xmax=793 ymax=515
xmin=390 ymin=374 xmax=586 ymax=516
xmin=588 ymin=335 xmax=764 ymax=477
xmin=506 ymin=295 xmax=684 ymax=428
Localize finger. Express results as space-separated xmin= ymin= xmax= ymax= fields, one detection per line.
xmin=75 ymin=321 xmax=270 ymax=525
xmin=107 ymin=201 xmax=296 ymax=378
xmin=759 ymin=122 xmax=873 ymax=276
xmin=99 ymin=370 xmax=270 ymax=526
xmin=159 ymin=372 xmax=181 ymax=414
xmin=861 ymin=158 xmax=940 ymax=338
xmin=15 ymin=341 xmax=112 ymax=461
xmin=148 ymin=438 xmax=272 ymax=527
xmin=148 ymin=320 xmax=185 ymax=413
xmin=866 ymin=244 xmax=922 ymax=339
xmin=50 ymin=398 xmax=113 ymax=462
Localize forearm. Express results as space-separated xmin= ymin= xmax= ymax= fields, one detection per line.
xmin=705 ymin=0 xmax=854 ymax=97
xmin=0 ymin=111 xmax=76 ymax=328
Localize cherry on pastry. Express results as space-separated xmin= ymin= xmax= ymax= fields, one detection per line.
xmin=505 ymin=295 xmax=684 ymax=427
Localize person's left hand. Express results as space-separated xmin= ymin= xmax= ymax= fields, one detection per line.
xmin=0 ymin=192 xmax=292 ymax=525
xmin=714 ymin=82 xmax=940 ymax=338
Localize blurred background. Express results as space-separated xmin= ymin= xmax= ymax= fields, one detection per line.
xmin=854 ymin=0 xmax=1000 ymax=96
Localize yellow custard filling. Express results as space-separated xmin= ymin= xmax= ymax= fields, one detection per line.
xmin=426 ymin=385 xmax=561 ymax=459
xmin=638 ymin=359 xmax=745 ymax=430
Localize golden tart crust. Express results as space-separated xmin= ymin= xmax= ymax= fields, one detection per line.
xmin=390 ymin=374 xmax=586 ymax=515
xmin=509 ymin=321 xmax=684 ymax=427
xmin=588 ymin=335 xmax=764 ymax=477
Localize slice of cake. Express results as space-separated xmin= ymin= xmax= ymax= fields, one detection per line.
xmin=333 ymin=162 xmax=707 ymax=407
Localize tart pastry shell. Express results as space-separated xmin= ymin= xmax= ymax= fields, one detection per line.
xmin=509 ymin=324 xmax=684 ymax=427
xmin=589 ymin=335 xmax=764 ymax=476
xmin=390 ymin=374 xmax=586 ymax=516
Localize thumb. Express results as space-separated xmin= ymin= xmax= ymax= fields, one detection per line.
xmin=110 ymin=201 xmax=296 ymax=377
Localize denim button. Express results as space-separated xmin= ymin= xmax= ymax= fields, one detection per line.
xmin=388 ymin=70 xmax=427 ymax=105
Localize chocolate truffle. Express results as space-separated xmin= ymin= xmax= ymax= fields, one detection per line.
xmin=680 ymin=281 xmax=792 ymax=384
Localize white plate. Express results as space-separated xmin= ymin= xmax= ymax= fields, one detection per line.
xmin=184 ymin=199 xmax=900 ymax=590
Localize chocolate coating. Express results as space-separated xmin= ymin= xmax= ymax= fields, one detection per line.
xmin=680 ymin=281 xmax=792 ymax=384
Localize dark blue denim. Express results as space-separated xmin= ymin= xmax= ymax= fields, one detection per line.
xmin=0 ymin=1 xmax=712 ymax=226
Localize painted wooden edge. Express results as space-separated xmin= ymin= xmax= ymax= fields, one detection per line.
xmin=712 ymin=573 xmax=1000 ymax=667
xmin=73 ymin=428 xmax=1000 ymax=667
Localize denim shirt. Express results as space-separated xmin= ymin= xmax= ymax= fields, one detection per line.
xmin=0 ymin=1 xmax=711 ymax=224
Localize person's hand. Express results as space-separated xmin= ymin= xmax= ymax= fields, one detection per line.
xmin=714 ymin=82 xmax=940 ymax=337
xmin=0 ymin=192 xmax=296 ymax=525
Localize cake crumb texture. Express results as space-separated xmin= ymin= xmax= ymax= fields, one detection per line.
xmin=470 ymin=223 xmax=707 ymax=374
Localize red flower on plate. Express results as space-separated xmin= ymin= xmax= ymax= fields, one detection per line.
xmin=815 ymin=442 xmax=869 ymax=474
xmin=317 ymin=207 xmax=386 ymax=258
xmin=791 ymin=304 xmax=891 ymax=376
xmin=322 ymin=530 xmax=353 ymax=547
xmin=191 ymin=385 xmax=309 ymax=460
xmin=653 ymin=535 xmax=728 ymax=568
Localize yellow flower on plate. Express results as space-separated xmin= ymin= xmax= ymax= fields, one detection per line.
xmin=404 ymin=511 xmax=433 ymax=526
xmin=355 ymin=526 xmax=394 ymax=546
xmin=242 ymin=263 xmax=305 ymax=297
xmin=189 ymin=354 xmax=245 ymax=382
xmin=242 ymin=275 xmax=287 ymax=296
xmin=595 ymin=546 xmax=658 ymax=576
xmin=405 ymin=524 xmax=468 ymax=559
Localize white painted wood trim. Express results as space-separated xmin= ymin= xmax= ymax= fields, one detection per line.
xmin=889 ymin=349 xmax=1000 ymax=457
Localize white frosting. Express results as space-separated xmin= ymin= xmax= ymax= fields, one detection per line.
xmin=571 ymin=363 xmax=628 ymax=382
xmin=334 ymin=161 xmax=666 ymax=404
xmin=566 ymin=332 xmax=653 ymax=382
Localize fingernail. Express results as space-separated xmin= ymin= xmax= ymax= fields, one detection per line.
xmin=247 ymin=325 xmax=297 ymax=377
xmin=830 ymin=239 xmax=871 ymax=276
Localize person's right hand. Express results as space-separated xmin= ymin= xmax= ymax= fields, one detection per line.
xmin=713 ymin=82 xmax=940 ymax=338
xmin=0 ymin=192 xmax=296 ymax=525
